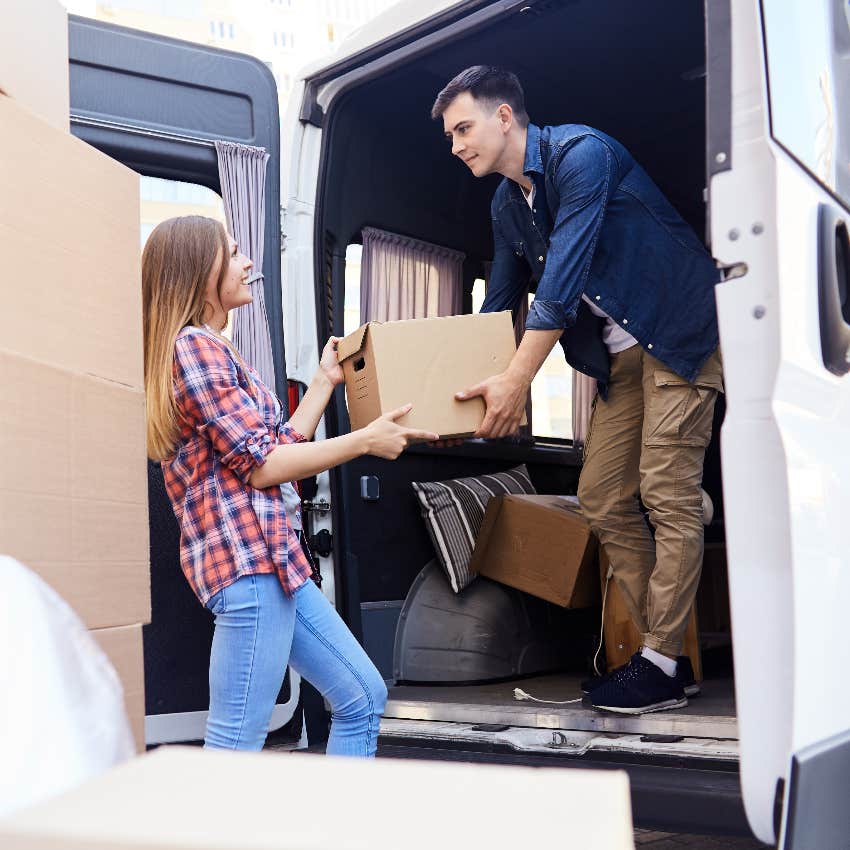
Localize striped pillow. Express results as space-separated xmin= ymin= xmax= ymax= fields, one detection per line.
xmin=412 ymin=465 xmax=536 ymax=593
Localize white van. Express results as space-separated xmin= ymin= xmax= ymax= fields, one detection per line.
xmin=69 ymin=2 xmax=850 ymax=845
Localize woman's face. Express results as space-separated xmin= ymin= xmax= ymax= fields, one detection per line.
xmin=203 ymin=233 xmax=254 ymax=327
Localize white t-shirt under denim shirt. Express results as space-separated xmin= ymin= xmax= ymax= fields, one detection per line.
xmin=522 ymin=183 xmax=638 ymax=354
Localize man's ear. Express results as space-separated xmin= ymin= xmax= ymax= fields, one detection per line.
xmin=498 ymin=103 xmax=513 ymax=132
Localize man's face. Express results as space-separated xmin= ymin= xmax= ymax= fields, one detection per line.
xmin=442 ymin=91 xmax=507 ymax=177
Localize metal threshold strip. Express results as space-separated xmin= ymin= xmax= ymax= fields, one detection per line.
xmin=379 ymin=718 xmax=739 ymax=762
xmin=384 ymin=675 xmax=738 ymax=741
xmin=70 ymin=114 xmax=217 ymax=148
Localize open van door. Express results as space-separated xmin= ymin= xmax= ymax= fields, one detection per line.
xmin=68 ymin=16 xmax=294 ymax=745
xmin=709 ymin=1 xmax=850 ymax=845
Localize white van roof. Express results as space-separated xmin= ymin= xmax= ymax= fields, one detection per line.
xmin=296 ymin=0 xmax=463 ymax=80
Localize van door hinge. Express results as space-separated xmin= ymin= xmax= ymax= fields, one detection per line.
xmin=302 ymin=498 xmax=331 ymax=515
xmin=280 ymin=204 xmax=287 ymax=250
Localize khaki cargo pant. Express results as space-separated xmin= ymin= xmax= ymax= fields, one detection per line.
xmin=577 ymin=345 xmax=723 ymax=656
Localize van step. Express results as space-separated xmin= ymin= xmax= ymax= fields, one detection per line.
xmin=385 ymin=674 xmax=738 ymax=740
xmin=379 ymin=718 xmax=739 ymax=762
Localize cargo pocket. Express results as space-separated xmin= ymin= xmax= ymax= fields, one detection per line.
xmin=644 ymin=370 xmax=720 ymax=448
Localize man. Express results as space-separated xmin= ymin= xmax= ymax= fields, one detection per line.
xmin=432 ymin=66 xmax=723 ymax=715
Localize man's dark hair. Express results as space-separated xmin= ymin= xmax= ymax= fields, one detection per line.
xmin=431 ymin=66 xmax=529 ymax=127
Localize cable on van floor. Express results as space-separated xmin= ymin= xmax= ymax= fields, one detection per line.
xmin=511 ymin=563 xmax=613 ymax=706
xmin=512 ymin=688 xmax=582 ymax=705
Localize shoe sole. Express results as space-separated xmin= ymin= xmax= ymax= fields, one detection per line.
xmin=584 ymin=683 xmax=700 ymax=697
xmin=591 ymin=696 xmax=689 ymax=715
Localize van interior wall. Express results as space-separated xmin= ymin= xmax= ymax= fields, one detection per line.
xmin=321 ymin=0 xmax=709 ymax=265
xmin=319 ymin=2 xmax=729 ymax=667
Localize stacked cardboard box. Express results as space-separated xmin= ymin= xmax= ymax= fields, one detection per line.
xmin=0 ymin=0 xmax=149 ymax=752
xmin=599 ymin=548 xmax=702 ymax=680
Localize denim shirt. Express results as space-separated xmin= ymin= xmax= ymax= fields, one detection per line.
xmin=482 ymin=123 xmax=720 ymax=391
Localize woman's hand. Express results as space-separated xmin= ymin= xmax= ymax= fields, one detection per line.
xmin=363 ymin=404 xmax=439 ymax=459
xmin=319 ymin=336 xmax=344 ymax=387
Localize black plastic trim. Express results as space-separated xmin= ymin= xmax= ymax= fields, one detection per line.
xmin=705 ymin=0 xmax=732 ymax=179
xmin=783 ymin=727 xmax=850 ymax=849
xmin=817 ymin=204 xmax=850 ymax=376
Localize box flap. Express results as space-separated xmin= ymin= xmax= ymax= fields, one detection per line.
xmin=337 ymin=323 xmax=372 ymax=363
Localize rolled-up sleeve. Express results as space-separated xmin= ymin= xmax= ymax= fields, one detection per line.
xmin=173 ymin=334 xmax=274 ymax=483
xmin=526 ymin=135 xmax=617 ymax=332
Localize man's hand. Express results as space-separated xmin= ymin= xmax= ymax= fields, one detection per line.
xmin=456 ymin=371 xmax=529 ymax=438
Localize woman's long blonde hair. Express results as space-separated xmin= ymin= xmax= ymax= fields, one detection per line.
xmin=142 ymin=215 xmax=251 ymax=461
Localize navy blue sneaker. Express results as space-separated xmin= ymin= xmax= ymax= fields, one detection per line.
xmin=584 ymin=652 xmax=688 ymax=714
xmin=581 ymin=654 xmax=700 ymax=697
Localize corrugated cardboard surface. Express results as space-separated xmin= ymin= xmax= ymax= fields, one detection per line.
xmin=90 ymin=624 xmax=146 ymax=753
xmin=0 ymin=0 xmax=69 ymax=131
xmin=0 ymin=351 xmax=151 ymax=629
xmin=470 ymin=494 xmax=599 ymax=607
xmin=599 ymin=548 xmax=702 ymax=679
xmin=0 ymin=746 xmax=635 ymax=849
xmin=339 ymin=312 xmax=523 ymax=437
xmin=0 ymin=94 xmax=142 ymax=388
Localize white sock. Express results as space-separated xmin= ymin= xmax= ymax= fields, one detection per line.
xmin=641 ymin=646 xmax=677 ymax=677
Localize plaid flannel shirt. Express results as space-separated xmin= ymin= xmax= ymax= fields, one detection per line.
xmin=161 ymin=326 xmax=313 ymax=605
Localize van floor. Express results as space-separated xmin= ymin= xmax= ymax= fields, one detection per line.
xmin=385 ymin=674 xmax=737 ymax=740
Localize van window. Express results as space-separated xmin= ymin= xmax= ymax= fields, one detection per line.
xmin=762 ymin=1 xmax=850 ymax=209
xmin=471 ymin=279 xmax=574 ymax=442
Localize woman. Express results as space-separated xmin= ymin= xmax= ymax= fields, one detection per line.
xmin=142 ymin=215 xmax=437 ymax=753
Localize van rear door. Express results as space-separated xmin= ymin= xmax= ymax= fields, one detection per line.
xmin=709 ymin=1 xmax=850 ymax=845
xmin=68 ymin=15 xmax=291 ymax=745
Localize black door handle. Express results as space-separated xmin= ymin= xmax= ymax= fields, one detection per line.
xmin=818 ymin=204 xmax=850 ymax=376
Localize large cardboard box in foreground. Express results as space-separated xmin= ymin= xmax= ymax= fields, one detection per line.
xmin=470 ymin=494 xmax=599 ymax=607
xmin=90 ymin=624 xmax=146 ymax=753
xmin=0 ymin=746 xmax=635 ymax=849
xmin=0 ymin=90 xmax=148 ymax=629
xmin=0 ymin=352 xmax=151 ymax=630
xmin=338 ymin=312 xmax=523 ymax=438
xmin=0 ymin=0 xmax=69 ymax=131
xmin=0 ymin=93 xmax=143 ymax=388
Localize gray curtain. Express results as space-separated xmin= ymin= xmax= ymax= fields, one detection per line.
xmin=360 ymin=227 xmax=464 ymax=323
xmin=215 ymin=140 xmax=276 ymax=391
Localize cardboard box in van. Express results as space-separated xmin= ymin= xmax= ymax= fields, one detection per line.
xmin=470 ymin=494 xmax=599 ymax=608
xmin=0 ymin=0 xmax=69 ymax=131
xmin=337 ymin=312 xmax=522 ymax=438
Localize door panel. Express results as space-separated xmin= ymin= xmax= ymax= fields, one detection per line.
xmin=710 ymin=0 xmax=850 ymax=843
xmin=68 ymin=16 xmax=287 ymax=741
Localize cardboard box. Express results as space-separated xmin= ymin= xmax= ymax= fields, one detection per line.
xmin=599 ymin=548 xmax=702 ymax=679
xmin=0 ymin=0 xmax=69 ymax=131
xmin=337 ymin=312 xmax=523 ymax=438
xmin=90 ymin=624 xmax=146 ymax=753
xmin=0 ymin=746 xmax=635 ymax=849
xmin=0 ymin=351 xmax=151 ymax=629
xmin=470 ymin=495 xmax=599 ymax=607
xmin=0 ymin=94 xmax=142 ymax=389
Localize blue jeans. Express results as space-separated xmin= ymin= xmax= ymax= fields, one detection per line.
xmin=204 ymin=573 xmax=387 ymax=755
